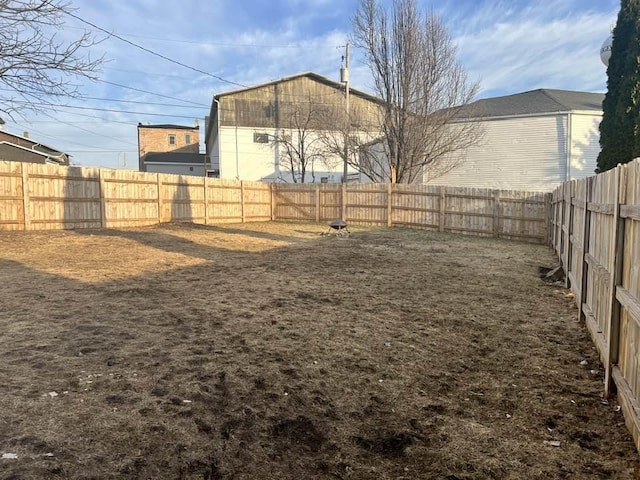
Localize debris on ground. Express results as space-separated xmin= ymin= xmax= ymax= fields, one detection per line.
xmin=538 ymin=265 xmax=565 ymax=284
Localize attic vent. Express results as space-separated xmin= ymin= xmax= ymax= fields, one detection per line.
xmin=253 ymin=132 xmax=269 ymax=144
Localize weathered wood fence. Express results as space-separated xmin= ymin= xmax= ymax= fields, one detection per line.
xmin=550 ymin=158 xmax=640 ymax=450
xmin=4 ymin=158 xmax=640 ymax=448
xmin=274 ymin=183 xmax=550 ymax=243
xmin=1 ymin=161 xmax=552 ymax=242
xmin=0 ymin=161 xmax=272 ymax=230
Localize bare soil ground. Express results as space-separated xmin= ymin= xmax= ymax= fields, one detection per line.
xmin=0 ymin=222 xmax=638 ymax=479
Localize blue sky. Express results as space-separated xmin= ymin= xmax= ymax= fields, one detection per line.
xmin=2 ymin=0 xmax=618 ymax=168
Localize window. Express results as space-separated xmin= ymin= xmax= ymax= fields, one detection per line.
xmin=185 ymin=134 xmax=191 ymax=144
xmin=168 ymin=134 xmax=176 ymax=145
xmin=253 ymin=132 xmax=269 ymax=144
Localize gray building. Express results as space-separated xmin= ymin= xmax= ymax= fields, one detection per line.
xmin=0 ymin=130 xmax=69 ymax=165
xmin=424 ymin=89 xmax=604 ymax=191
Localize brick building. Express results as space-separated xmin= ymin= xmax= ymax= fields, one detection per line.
xmin=137 ymin=123 xmax=208 ymax=176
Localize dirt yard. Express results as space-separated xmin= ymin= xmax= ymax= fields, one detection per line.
xmin=0 ymin=222 xmax=638 ymax=479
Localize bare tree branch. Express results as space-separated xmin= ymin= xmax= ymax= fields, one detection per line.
xmin=353 ymin=0 xmax=483 ymax=183
xmin=268 ymin=91 xmax=338 ymax=183
xmin=0 ymin=0 xmax=104 ymax=119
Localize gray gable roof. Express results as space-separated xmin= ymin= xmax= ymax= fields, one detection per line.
xmin=144 ymin=152 xmax=205 ymax=164
xmin=458 ymin=89 xmax=604 ymax=119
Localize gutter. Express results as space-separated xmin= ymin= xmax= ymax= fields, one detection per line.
xmin=0 ymin=141 xmax=66 ymax=163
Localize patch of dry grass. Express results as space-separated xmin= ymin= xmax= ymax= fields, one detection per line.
xmin=0 ymin=222 xmax=638 ymax=479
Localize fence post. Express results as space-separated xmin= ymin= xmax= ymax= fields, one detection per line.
xmin=20 ymin=163 xmax=30 ymax=231
xmin=240 ymin=181 xmax=245 ymax=223
xmin=559 ymin=183 xmax=565 ymax=263
xmin=156 ymin=174 xmax=163 ymax=224
xmin=341 ymin=183 xmax=347 ymax=221
xmin=270 ymin=183 xmax=276 ymax=221
xmin=439 ymin=186 xmax=446 ymax=232
xmin=545 ymin=192 xmax=552 ymax=246
xmin=563 ymin=183 xmax=572 ymax=288
xmin=387 ymin=183 xmax=393 ymax=227
xmin=604 ymin=165 xmax=628 ymax=397
xmin=577 ymin=177 xmax=593 ymax=324
xmin=98 ymin=169 xmax=107 ymax=228
xmin=203 ymin=177 xmax=208 ymax=225
xmin=492 ymin=190 xmax=501 ymax=237
xmin=315 ymin=185 xmax=320 ymax=223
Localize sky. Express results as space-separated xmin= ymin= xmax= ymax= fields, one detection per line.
xmin=1 ymin=0 xmax=618 ymax=169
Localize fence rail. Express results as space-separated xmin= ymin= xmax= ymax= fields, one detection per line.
xmin=273 ymin=183 xmax=550 ymax=243
xmin=0 ymin=161 xmax=272 ymax=230
xmin=551 ymin=158 xmax=640 ymax=451
xmin=1 ymin=161 xmax=552 ymax=242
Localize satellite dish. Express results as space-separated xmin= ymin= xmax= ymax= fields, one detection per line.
xmin=600 ymin=35 xmax=613 ymax=66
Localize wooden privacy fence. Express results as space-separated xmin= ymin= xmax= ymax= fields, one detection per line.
xmin=1 ymin=161 xmax=552 ymax=241
xmin=0 ymin=161 xmax=272 ymax=230
xmin=274 ymin=183 xmax=551 ymax=243
xmin=550 ymin=158 xmax=640 ymax=450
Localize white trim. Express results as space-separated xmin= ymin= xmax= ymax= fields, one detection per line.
xmin=456 ymin=109 xmax=602 ymax=123
xmin=0 ymin=141 xmax=66 ymax=163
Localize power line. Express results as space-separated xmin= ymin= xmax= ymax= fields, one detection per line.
xmin=63 ymin=24 xmax=344 ymax=49
xmin=54 ymin=104 xmax=204 ymax=118
xmin=82 ymin=95 xmax=209 ymax=109
xmin=0 ymin=86 xmax=208 ymax=110
xmin=9 ymin=122 xmax=116 ymax=150
xmin=97 ymin=80 xmax=209 ymax=106
xmin=66 ymin=11 xmax=247 ymax=88
xmin=34 ymin=109 xmax=138 ymax=126
xmin=37 ymin=111 xmax=138 ymax=147
xmin=10 ymin=100 xmax=204 ymax=119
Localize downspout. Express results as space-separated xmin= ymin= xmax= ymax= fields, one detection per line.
xmin=233 ymin=99 xmax=239 ymax=180
xmin=566 ymin=112 xmax=572 ymax=182
xmin=213 ymin=97 xmax=221 ymax=177
xmin=235 ymin=124 xmax=239 ymax=180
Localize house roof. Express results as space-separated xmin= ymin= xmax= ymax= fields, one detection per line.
xmin=458 ymin=89 xmax=604 ymax=119
xmin=213 ymin=71 xmax=382 ymax=104
xmin=0 ymin=129 xmax=69 ymax=161
xmin=144 ymin=152 xmax=205 ymax=164
xmin=137 ymin=124 xmax=199 ymax=130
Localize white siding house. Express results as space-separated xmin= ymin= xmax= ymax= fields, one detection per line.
xmin=205 ymin=72 xmax=382 ymax=183
xmin=424 ymin=89 xmax=604 ymax=192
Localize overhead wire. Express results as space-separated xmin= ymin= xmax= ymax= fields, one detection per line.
xmin=36 ymin=111 xmax=138 ymax=147
xmin=0 ymin=87 xmax=208 ymax=110
xmin=65 ymin=11 xmax=247 ymax=88
xmin=62 ymin=23 xmax=344 ymax=49
xmin=9 ymin=100 xmax=204 ymax=119
xmin=96 ymin=80 xmax=208 ymax=106
xmin=9 ymin=122 xmax=117 ymax=150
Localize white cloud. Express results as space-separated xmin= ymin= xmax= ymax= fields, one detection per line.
xmin=447 ymin=2 xmax=617 ymax=96
xmin=2 ymin=0 xmax=620 ymax=168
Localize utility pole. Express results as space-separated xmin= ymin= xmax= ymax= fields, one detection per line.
xmin=341 ymin=42 xmax=350 ymax=183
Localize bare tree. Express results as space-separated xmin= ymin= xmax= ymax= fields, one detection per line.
xmin=316 ymin=104 xmax=384 ymax=182
xmin=269 ymin=93 xmax=339 ymax=183
xmin=0 ymin=0 xmax=103 ymax=118
xmin=353 ymin=0 xmax=482 ymax=183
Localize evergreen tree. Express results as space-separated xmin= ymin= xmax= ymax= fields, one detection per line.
xmin=597 ymin=0 xmax=640 ymax=173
